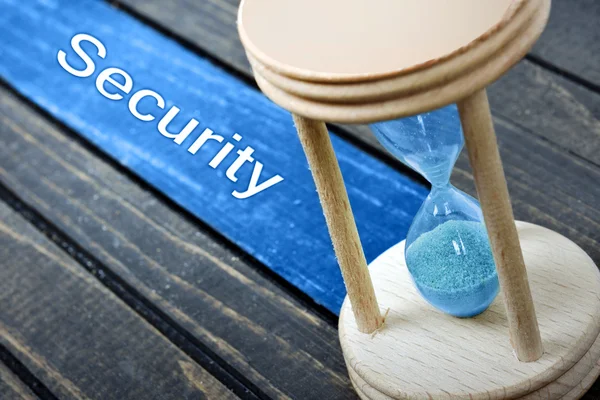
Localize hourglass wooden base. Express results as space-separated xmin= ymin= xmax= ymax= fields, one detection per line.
xmin=339 ymin=222 xmax=600 ymax=400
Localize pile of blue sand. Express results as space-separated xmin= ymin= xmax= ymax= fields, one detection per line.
xmin=405 ymin=220 xmax=499 ymax=317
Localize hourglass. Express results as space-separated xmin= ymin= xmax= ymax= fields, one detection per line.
xmin=371 ymin=109 xmax=499 ymax=317
xmin=238 ymin=0 xmax=600 ymax=398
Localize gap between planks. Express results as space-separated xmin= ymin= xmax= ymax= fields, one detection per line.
xmin=524 ymin=53 xmax=600 ymax=95
xmin=0 ymin=201 xmax=238 ymax=400
xmin=0 ymin=345 xmax=53 ymax=400
xmin=0 ymin=184 xmax=264 ymax=400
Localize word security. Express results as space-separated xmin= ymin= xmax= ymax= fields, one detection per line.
xmin=57 ymin=33 xmax=284 ymax=199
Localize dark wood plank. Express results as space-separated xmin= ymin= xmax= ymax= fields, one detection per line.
xmin=530 ymin=0 xmax=600 ymax=89
xmin=114 ymin=0 xmax=600 ymax=165
xmin=0 ymin=363 xmax=37 ymax=400
xmin=0 ymin=203 xmax=235 ymax=400
xmin=488 ymin=60 xmax=600 ymax=165
xmin=0 ymin=88 xmax=357 ymax=399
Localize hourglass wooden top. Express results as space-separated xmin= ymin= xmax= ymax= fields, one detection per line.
xmin=240 ymin=0 xmax=515 ymax=82
xmin=238 ymin=0 xmax=551 ymax=123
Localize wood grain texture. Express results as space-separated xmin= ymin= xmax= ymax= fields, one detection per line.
xmin=563 ymin=363 xmax=600 ymax=400
xmin=0 ymin=0 xmax=597 ymax=397
xmin=0 ymin=203 xmax=235 ymax=400
xmin=0 ymin=0 xmax=427 ymax=313
xmin=0 ymin=363 xmax=38 ymax=400
xmin=530 ymin=0 xmax=600 ymax=89
xmin=488 ymin=61 xmax=600 ymax=166
xmin=348 ymin=349 xmax=600 ymax=400
xmin=114 ymin=0 xmax=600 ymax=163
xmin=340 ymin=222 xmax=600 ymax=400
xmin=458 ymin=89 xmax=542 ymax=362
xmin=0 ymin=87 xmax=358 ymax=399
xmin=293 ymin=115 xmax=382 ymax=333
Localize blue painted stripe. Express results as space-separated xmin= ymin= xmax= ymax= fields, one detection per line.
xmin=0 ymin=0 xmax=447 ymax=313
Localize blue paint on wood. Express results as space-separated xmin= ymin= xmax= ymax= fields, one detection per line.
xmin=0 ymin=0 xmax=457 ymax=313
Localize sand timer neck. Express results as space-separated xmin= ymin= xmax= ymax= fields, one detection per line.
xmin=416 ymin=141 xmax=459 ymax=189
xmin=371 ymin=106 xmax=462 ymax=187
xmin=424 ymin=184 xmax=480 ymax=220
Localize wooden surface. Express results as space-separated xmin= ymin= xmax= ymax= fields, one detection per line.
xmin=348 ymin=346 xmax=600 ymax=400
xmin=0 ymin=363 xmax=37 ymax=400
xmin=530 ymin=0 xmax=600 ymax=89
xmin=0 ymin=0 xmax=597 ymax=398
xmin=340 ymin=222 xmax=600 ymax=399
xmin=0 ymin=202 xmax=235 ymax=399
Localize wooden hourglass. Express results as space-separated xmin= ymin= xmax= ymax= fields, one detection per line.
xmin=238 ymin=0 xmax=600 ymax=398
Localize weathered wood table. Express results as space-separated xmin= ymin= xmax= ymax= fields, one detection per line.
xmin=0 ymin=0 xmax=598 ymax=399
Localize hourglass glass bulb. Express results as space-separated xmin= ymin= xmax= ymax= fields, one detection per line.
xmin=370 ymin=106 xmax=499 ymax=317
xmin=371 ymin=106 xmax=463 ymax=186
xmin=404 ymin=184 xmax=499 ymax=317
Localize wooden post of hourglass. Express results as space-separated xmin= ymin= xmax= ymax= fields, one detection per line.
xmin=457 ymin=89 xmax=543 ymax=362
xmin=293 ymin=116 xmax=382 ymax=333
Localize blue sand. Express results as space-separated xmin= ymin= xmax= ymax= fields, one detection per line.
xmin=0 ymin=0 xmax=461 ymax=313
xmin=405 ymin=220 xmax=499 ymax=317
